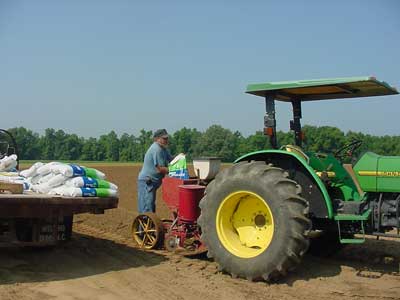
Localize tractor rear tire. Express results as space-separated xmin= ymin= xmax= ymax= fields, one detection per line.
xmin=198 ymin=161 xmax=311 ymax=281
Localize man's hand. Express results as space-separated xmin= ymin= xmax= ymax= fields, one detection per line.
xmin=156 ymin=166 xmax=169 ymax=175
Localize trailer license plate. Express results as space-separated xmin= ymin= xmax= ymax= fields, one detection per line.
xmin=39 ymin=224 xmax=67 ymax=242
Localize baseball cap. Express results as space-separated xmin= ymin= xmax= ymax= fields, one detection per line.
xmin=153 ymin=128 xmax=169 ymax=138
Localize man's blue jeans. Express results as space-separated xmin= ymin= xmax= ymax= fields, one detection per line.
xmin=137 ymin=179 xmax=161 ymax=213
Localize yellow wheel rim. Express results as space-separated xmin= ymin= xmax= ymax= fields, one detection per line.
xmin=132 ymin=214 xmax=161 ymax=249
xmin=216 ymin=191 xmax=274 ymax=258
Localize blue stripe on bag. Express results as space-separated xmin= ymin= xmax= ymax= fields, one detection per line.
xmin=80 ymin=187 xmax=97 ymax=197
xmin=82 ymin=176 xmax=98 ymax=188
xmin=70 ymin=164 xmax=85 ymax=176
xmin=169 ymin=169 xmax=189 ymax=179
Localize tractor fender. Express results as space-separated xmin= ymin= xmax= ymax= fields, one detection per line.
xmin=235 ymin=150 xmax=333 ymax=219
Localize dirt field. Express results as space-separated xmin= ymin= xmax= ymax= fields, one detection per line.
xmin=1 ymin=164 xmax=399 ymax=300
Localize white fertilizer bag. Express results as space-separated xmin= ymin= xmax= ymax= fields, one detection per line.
xmin=31 ymin=183 xmax=52 ymax=194
xmin=38 ymin=172 xmax=55 ymax=185
xmin=37 ymin=162 xmax=62 ymax=176
xmin=0 ymin=155 xmax=18 ymax=172
xmin=65 ymin=176 xmax=118 ymax=190
xmin=50 ymin=186 xmax=118 ymax=198
xmin=46 ymin=173 xmax=69 ymax=188
xmin=20 ymin=162 xmax=44 ymax=178
xmin=51 ymin=164 xmax=105 ymax=179
xmin=28 ymin=174 xmax=43 ymax=185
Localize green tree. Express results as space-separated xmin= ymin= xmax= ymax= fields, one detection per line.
xmin=170 ymin=127 xmax=202 ymax=160
xmin=80 ymin=137 xmax=98 ymax=161
xmin=98 ymin=131 xmax=120 ymax=161
xmin=39 ymin=128 xmax=57 ymax=160
xmin=7 ymin=127 xmax=41 ymax=159
xmin=63 ymin=134 xmax=83 ymax=160
xmin=119 ymin=133 xmax=136 ymax=161
xmin=194 ymin=125 xmax=238 ymax=162
xmin=303 ymin=125 xmax=346 ymax=153
xmin=5 ymin=125 xmax=400 ymax=163
xmin=136 ymin=129 xmax=153 ymax=161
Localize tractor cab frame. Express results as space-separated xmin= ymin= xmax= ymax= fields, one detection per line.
xmin=246 ymin=76 xmax=398 ymax=149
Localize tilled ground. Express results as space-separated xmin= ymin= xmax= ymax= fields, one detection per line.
xmin=0 ymin=164 xmax=399 ymax=300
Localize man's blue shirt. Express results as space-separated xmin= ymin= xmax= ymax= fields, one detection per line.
xmin=138 ymin=142 xmax=172 ymax=183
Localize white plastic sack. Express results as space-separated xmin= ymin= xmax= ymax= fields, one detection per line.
xmin=46 ymin=173 xmax=69 ymax=188
xmin=19 ymin=162 xmax=44 ymax=178
xmin=0 ymin=155 xmax=18 ymax=172
xmin=50 ymin=164 xmax=105 ymax=179
xmin=37 ymin=162 xmax=62 ymax=176
xmin=49 ymin=186 xmax=80 ymax=197
xmin=31 ymin=183 xmax=52 ymax=194
xmin=49 ymin=186 xmax=118 ymax=198
xmin=38 ymin=172 xmax=55 ymax=185
xmin=28 ymin=174 xmax=43 ymax=185
xmin=65 ymin=176 xmax=118 ymax=190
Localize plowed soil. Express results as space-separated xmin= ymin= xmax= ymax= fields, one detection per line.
xmin=1 ymin=164 xmax=399 ymax=300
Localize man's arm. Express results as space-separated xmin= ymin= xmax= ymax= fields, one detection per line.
xmin=152 ymin=148 xmax=169 ymax=175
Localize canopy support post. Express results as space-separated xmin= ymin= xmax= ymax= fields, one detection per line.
xmin=264 ymin=94 xmax=277 ymax=149
xmin=290 ymin=100 xmax=302 ymax=147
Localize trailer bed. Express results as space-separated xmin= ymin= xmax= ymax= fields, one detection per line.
xmin=0 ymin=193 xmax=118 ymax=218
xmin=0 ymin=193 xmax=118 ymax=246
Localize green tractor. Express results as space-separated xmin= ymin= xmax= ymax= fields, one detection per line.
xmin=198 ymin=76 xmax=399 ymax=281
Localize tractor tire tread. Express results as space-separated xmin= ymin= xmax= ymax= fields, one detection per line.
xmin=198 ymin=161 xmax=310 ymax=281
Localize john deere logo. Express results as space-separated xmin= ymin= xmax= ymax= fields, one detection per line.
xmin=358 ymin=171 xmax=400 ymax=177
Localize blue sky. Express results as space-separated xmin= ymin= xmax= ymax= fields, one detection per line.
xmin=1 ymin=1 xmax=399 ymax=138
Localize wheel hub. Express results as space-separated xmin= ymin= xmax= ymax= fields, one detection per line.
xmin=216 ymin=191 xmax=274 ymax=258
xmin=254 ymin=214 xmax=266 ymax=227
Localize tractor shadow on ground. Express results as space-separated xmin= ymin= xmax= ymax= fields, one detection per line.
xmin=183 ymin=237 xmax=399 ymax=284
xmin=0 ymin=232 xmax=166 ymax=285
xmin=283 ymin=237 xmax=400 ymax=285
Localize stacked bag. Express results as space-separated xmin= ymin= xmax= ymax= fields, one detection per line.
xmin=0 ymin=154 xmax=29 ymax=189
xmin=20 ymin=161 xmax=118 ymax=198
xmin=0 ymin=154 xmax=18 ymax=172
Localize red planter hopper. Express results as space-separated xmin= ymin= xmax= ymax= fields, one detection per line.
xmin=162 ymin=177 xmax=198 ymax=211
xmin=178 ymin=184 xmax=205 ymax=222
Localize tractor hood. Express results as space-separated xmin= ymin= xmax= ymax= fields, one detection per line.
xmin=354 ymin=152 xmax=400 ymax=193
xmin=246 ymin=76 xmax=398 ymax=101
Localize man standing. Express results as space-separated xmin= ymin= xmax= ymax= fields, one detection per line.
xmin=137 ymin=129 xmax=172 ymax=213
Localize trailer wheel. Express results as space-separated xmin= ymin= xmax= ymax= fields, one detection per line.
xmin=132 ymin=213 xmax=163 ymax=249
xmin=198 ymin=161 xmax=311 ymax=281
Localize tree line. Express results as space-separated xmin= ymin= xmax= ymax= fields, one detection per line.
xmin=4 ymin=125 xmax=400 ymax=162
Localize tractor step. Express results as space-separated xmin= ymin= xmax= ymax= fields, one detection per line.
xmin=334 ymin=208 xmax=371 ymax=221
xmin=339 ymin=238 xmax=365 ymax=244
xmin=334 ymin=214 xmax=369 ymax=221
xmin=336 ymin=219 xmax=366 ymax=244
xmin=335 ymin=211 xmax=370 ymax=244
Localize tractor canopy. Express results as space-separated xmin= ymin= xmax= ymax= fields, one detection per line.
xmin=245 ymin=76 xmax=399 ymax=149
xmin=246 ymin=76 xmax=398 ymax=101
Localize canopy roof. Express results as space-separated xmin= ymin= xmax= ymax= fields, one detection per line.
xmin=246 ymin=76 xmax=398 ymax=102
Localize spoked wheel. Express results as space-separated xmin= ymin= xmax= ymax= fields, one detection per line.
xmin=132 ymin=213 xmax=163 ymax=249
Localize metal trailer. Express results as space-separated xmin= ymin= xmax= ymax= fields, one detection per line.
xmin=0 ymin=128 xmax=119 ymax=247
xmin=0 ymin=193 xmax=118 ymax=247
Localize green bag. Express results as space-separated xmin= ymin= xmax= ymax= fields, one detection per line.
xmin=168 ymin=153 xmax=189 ymax=179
